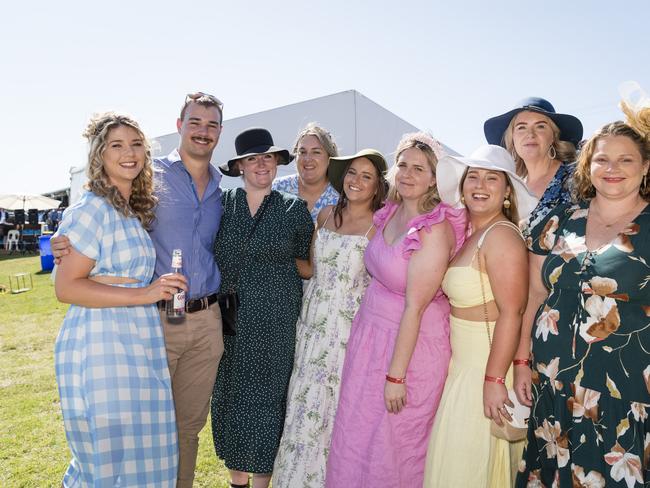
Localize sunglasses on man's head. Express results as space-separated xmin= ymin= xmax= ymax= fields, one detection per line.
xmin=185 ymin=92 xmax=224 ymax=111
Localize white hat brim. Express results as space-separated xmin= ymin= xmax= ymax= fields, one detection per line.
xmin=437 ymin=154 xmax=539 ymax=221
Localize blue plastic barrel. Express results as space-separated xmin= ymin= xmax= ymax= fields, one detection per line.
xmin=39 ymin=235 xmax=54 ymax=272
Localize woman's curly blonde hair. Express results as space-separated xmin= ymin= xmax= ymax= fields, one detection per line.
xmin=572 ymin=120 xmax=650 ymax=201
xmin=83 ymin=112 xmax=157 ymax=229
xmin=386 ymin=132 xmax=441 ymax=213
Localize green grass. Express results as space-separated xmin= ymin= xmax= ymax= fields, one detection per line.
xmin=0 ymin=255 xmax=230 ymax=487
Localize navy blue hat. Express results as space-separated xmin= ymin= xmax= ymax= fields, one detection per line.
xmin=220 ymin=127 xmax=293 ymax=176
xmin=484 ymin=97 xmax=583 ymax=147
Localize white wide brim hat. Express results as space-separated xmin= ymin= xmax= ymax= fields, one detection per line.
xmin=437 ymin=144 xmax=538 ymax=220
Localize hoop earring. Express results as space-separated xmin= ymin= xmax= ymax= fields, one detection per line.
xmin=548 ymin=145 xmax=557 ymax=160
xmin=503 ymin=197 xmax=511 ymax=209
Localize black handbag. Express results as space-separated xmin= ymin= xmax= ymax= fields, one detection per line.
xmin=217 ymin=292 xmax=240 ymax=336
xmin=217 ymin=197 xmax=268 ymax=336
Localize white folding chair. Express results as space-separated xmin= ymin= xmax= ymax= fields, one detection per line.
xmin=5 ymin=230 xmax=20 ymax=251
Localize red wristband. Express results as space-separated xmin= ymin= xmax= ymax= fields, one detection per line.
xmin=513 ymin=358 xmax=531 ymax=366
xmin=385 ymin=374 xmax=406 ymax=384
xmin=484 ymin=375 xmax=506 ymax=384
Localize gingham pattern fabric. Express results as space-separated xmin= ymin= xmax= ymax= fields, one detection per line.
xmin=54 ymin=192 xmax=178 ymax=487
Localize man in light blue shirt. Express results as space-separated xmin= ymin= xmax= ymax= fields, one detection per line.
xmin=151 ymin=93 xmax=225 ymax=488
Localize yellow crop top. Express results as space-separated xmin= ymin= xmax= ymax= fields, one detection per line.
xmin=441 ymin=220 xmax=523 ymax=309
xmin=442 ymin=265 xmax=494 ymax=308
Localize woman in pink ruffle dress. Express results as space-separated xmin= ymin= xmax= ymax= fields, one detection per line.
xmin=325 ymin=133 xmax=468 ymax=488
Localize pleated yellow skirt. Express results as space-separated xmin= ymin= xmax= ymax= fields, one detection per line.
xmin=423 ymin=316 xmax=524 ymax=487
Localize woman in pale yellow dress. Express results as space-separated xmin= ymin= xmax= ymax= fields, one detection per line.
xmin=424 ymin=145 xmax=537 ymax=487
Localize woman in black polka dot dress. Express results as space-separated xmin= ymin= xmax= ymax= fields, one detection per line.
xmin=211 ymin=128 xmax=314 ymax=488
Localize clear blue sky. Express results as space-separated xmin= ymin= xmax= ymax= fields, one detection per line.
xmin=2 ymin=0 xmax=649 ymax=194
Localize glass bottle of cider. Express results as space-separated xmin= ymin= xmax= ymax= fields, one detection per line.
xmin=166 ymin=249 xmax=185 ymax=320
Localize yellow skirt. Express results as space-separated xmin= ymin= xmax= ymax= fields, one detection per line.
xmin=423 ymin=316 xmax=524 ymax=487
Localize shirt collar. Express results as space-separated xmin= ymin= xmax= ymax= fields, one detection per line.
xmin=167 ymin=148 xmax=222 ymax=186
xmin=167 ymin=148 xmax=182 ymax=165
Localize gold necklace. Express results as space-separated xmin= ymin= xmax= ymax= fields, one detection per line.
xmin=590 ymin=200 xmax=644 ymax=228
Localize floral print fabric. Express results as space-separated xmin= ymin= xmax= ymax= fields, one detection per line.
xmin=272 ymin=227 xmax=371 ymax=487
xmin=516 ymin=202 xmax=650 ymax=488
xmin=522 ymin=162 xmax=574 ymax=239
xmin=272 ymin=174 xmax=339 ymax=222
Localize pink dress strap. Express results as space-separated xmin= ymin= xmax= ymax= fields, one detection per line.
xmin=372 ymin=201 xmax=398 ymax=230
xmin=402 ymin=202 xmax=468 ymax=258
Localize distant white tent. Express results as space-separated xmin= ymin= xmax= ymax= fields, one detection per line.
xmin=69 ymin=90 xmax=456 ymax=202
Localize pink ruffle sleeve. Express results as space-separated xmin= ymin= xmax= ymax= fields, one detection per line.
xmin=402 ymin=203 xmax=468 ymax=258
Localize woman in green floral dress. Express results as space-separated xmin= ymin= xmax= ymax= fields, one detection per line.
xmin=514 ymin=120 xmax=650 ymax=487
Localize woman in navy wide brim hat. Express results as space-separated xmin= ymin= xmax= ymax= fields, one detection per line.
xmin=484 ymin=97 xmax=583 ymax=233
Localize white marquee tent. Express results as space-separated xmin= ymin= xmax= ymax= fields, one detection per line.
xmin=69 ymin=90 xmax=456 ymax=204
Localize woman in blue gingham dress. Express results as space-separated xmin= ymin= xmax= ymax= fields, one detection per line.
xmin=54 ymin=113 xmax=184 ymax=487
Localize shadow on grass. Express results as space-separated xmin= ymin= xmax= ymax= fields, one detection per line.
xmin=0 ymin=252 xmax=52 ymax=274
xmin=0 ymin=252 xmax=40 ymax=262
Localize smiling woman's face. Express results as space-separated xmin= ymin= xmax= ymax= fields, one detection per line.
xmin=461 ymin=167 xmax=509 ymax=217
xmin=102 ymin=125 xmax=146 ymax=197
xmin=394 ymin=147 xmax=436 ymax=201
xmin=511 ymin=111 xmax=555 ymax=162
xmin=239 ymin=152 xmax=279 ymax=191
xmin=590 ymin=135 xmax=649 ymax=202
xmin=342 ymin=157 xmax=379 ymax=204
xmin=296 ymin=135 xmax=329 ymax=185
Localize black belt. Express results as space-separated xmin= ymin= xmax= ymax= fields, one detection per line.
xmin=158 ymin=293 xmax=218 ymax=314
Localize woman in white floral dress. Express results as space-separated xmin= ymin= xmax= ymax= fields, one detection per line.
xmin=273 ymin=149 xmax=388 ymax=488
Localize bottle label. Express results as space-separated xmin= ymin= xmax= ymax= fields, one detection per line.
xmin=173 ymin=290 xmax=185 ymax=311
xmin=171 ymin=255 xmax=182 ymax=269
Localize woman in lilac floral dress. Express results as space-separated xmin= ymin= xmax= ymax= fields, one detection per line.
xmin=514 ymin=120 xmax=650 ymax=487
xmin=273 ymin=149 xmax=388 ymax=488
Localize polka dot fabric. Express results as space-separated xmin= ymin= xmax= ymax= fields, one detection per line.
xmin=211 ymin=188 xmax=314 ymax=473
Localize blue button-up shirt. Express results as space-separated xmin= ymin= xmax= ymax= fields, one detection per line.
xmin=149 ymin=149 xmax=223 ymax=299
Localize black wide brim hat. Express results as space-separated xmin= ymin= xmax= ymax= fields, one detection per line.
xmin=219 ymin=127 xmax=293 ymax=177
xmin=484 ymin=97 xmax=584 ymax=147
xmin=327 ymin=148 xmax=388 ymax=194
